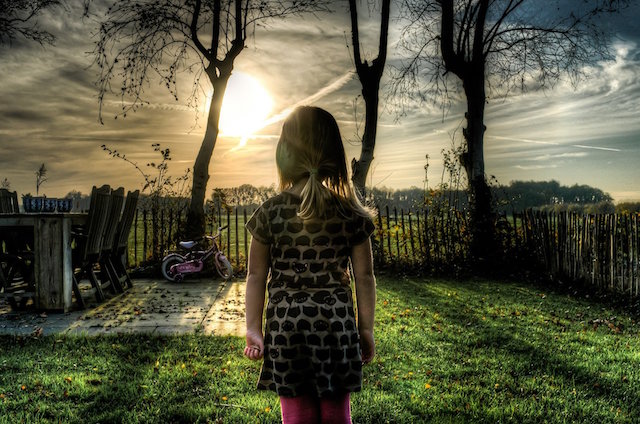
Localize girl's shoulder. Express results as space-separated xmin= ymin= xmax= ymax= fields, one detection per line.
xmin=257 ymin=191 xmax=300 ymax=211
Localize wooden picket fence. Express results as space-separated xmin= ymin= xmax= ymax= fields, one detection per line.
xmin=125 ymin=205 xmax=640 ymax=298
xmin=126 ymin=206 xmax=251 ymax=271
xmin=519 ymin=211 xmax=640 ymax=298
xmin=126 ymin=204 xmax=471 ymax=274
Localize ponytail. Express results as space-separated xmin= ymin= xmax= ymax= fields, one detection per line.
xmin=298 ymin=167 xmax=333 ymax=220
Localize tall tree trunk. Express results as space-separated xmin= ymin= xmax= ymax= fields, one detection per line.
xmin=462 ymin=67 xmax=494 ymax=264
xmin=352 ymin=77 xmax=381 ymax=193
xmin=185 ymin=70 xmax=231 ymax=239
xmin=349 ymin=0 xmax=389 ymax=197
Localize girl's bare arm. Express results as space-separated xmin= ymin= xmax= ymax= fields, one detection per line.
xmin=244 ymin=237 xmax=270 ymax=360
xmin=351 ymin=238 xmax=376 ymax=363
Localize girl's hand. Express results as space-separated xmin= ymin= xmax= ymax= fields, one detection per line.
xmin=244 ymin=329 xmax=264 ymax=361
xmin=360 ymin=329 xmax=375 ymax=364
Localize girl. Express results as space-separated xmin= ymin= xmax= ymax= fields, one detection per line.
xmin=244 ymin=106 xmax=376 ymax=424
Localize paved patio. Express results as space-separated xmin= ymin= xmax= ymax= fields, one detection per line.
xmin=0 ymin=278 xmax=246 ymax=337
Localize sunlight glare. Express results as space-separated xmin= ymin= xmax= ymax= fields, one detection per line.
xmin=218 ymin=72 xmax=274 ymax=141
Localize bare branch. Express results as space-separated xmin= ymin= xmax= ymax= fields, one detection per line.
xmin=0 ymin=0 xmax=64 ymax=46
xmin=190 ymin=0 xmax=212 ymax=62
xmin=377 ymin=0 xmax=391 ymax=67
xmin=348 ymin=0 xmax=363 ymax=68
xmin=212 ymin=0 xmax=221 ymax=62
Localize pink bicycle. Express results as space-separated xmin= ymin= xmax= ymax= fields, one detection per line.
xmin=161 ymin=225 xmax=233 ymax=282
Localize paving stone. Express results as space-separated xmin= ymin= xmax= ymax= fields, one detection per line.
xmin=1 ymin=278 xmax=246 ymax=337
xmin=203 ymin=321 xmax=245 ymax=337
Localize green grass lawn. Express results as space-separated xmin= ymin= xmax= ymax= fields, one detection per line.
xmin=1 ymin=276 xmax=639 ymax=423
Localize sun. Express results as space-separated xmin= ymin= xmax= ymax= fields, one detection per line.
xmin=218 ymin=72 xmax=274 ymax=141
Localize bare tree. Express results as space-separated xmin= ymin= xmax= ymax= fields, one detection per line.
xmin=92 ymin=0 xmax=329 ymax=238
xmin=396 ymin=0 xmax=629 ymax=262
xmin=348 ymin=0 xmax=391 ymax=195
xmin=0 ymin=0 xmax=64 ymax=46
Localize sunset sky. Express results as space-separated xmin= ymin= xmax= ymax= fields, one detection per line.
xmin=1 ymin=1 xmax=639 ymax=202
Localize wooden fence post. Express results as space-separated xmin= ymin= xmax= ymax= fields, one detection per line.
xmin=160 ymin=209 xmax=165 ymax=257
xmin=235 ymin=207 xmax=239 ymax=269
xmin=385 ymin=206 xmax=393 ymax=264
xmin=244 ymin=208 xmax=249 ymax=272
xmin=132 ymin=208 xmax=138 ymax=267
xmin=227 ymin=209 xmax=231 ymax=259
xmin=416 ymin=209 xmax=423 ymax=256
xmin=408 ymin=210 xmax=416 ymax=265
xmin=142 ymin=209 xmax=148 ymax=263
xmin=376 ymin=205 xmax=384 ymax=267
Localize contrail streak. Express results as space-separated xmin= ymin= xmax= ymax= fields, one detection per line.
xmin=490 ymin=135 xmax=621 ymax=152
xmin=570 ymin=144 xmax=621 ymax=152
xmin=261 ymin=71 xmax=355 ymax=128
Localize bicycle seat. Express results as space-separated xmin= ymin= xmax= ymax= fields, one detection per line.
xmin=179 ymin=241 xmax=197 ymax=249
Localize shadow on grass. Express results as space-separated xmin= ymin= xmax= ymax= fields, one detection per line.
xmin=0 ymin=333 xmax=275 ymax=423
xmin=361 ymin=277 xmax=639 ymax=423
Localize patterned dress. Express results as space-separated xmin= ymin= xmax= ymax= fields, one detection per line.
xmin=246 ymin=191 xmax=375 ymax=398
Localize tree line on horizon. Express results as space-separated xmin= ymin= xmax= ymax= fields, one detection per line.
xmin=61 ymin=178 xmax=638 ymax=216
xmin=203 ymin=180 xmax=637 ymax=215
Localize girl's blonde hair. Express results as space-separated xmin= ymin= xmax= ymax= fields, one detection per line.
xmin=276 ymin=106 xmax=372 ymax=220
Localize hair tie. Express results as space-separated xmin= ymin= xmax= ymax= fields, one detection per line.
xmin=309 ymin=168 xmax=318 ymax=176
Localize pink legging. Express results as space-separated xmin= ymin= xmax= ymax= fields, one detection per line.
xmin=280 ymin=393 xmax=351 ymax=424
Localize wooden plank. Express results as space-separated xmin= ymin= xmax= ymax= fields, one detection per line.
xmin=61 ymin=217 xmax=73 ymax=311
xmin=34 ymin=217 xmax=66 ymax=311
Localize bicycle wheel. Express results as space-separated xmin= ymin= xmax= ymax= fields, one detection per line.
xmin=161 ymin=254 xmax=185 ymax=282
xmin=214 ymin=254 xmax=233 ymax=280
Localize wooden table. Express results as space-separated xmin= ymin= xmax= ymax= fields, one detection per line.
xmin=0 ymin=213 xmax=87 ymax=312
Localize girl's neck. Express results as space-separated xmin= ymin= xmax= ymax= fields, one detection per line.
xmin=286 ymin=179 xmax=308 ymax=197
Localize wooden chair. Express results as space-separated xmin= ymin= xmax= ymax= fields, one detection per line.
xmin=0 ymin=189 xmax=19 ymax=213
xmin=0 ymin=189 xmax=19 ymax=253
xmin=98 ymin=187 xmax=125 ymax=293
xmin=71 ymin=185 xmax=111 ymax=308
xmin=0 ymin=251 xmax=34 ymax=310
xmin=0 ymin=188 xmax=22 ymax=254
xmin=0 ymin=189 xmax=34 ymax=309
xmin=104 ymin=189 xmax=139 ymax=291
